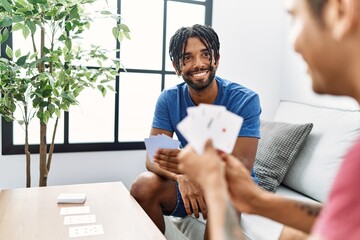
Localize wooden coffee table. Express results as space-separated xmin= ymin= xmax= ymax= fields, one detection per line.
xmin=0 ymin=182 xmax=166 ymax=239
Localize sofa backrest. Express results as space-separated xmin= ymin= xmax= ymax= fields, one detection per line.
xmin=273 ymin=100 xmax=360 ymax=202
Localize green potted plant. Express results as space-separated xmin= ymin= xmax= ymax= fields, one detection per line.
xmin=0 ymin=0 xmax=130 ymax=187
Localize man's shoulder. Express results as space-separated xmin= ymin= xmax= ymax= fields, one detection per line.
xmin=216 ymin=76 xmax=258 ymax=97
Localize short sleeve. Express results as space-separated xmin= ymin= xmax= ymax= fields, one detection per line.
xmin=152 ymin=90 xmax=174 ymax=132
xmin=238 ymin=94 xmax=261 ymax=138
xmin=311 ymin=138 xmax=360 ymax=239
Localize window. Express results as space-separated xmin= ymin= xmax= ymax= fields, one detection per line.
xmin=1 ymin=0 xmax=213 ymax=154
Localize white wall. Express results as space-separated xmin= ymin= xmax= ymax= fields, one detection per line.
xmin=1 ymin=0 xmax=358 ymax=191
xmin=0 ymin=143 xmax=147 ymax=190
xmin=213 ymin=0 xmax=358 ymax=113
xmin=280 ymin=16 xmax=359 ymax=109
xmin=213 ymin=0 xmax=286 ymax=121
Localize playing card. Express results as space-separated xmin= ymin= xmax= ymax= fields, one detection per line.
xmin=64 ymin=214 xmax=96 ymax=225
xmin=60 ymin=206 xmax=90 ymax=215
xmin=208 ymin=110 xmax=243 ymax=153
xmin=144 ymin=134 xmax=181 ymax=161
xmin=198 ymin=104 xmax=226 ymax=117
xmin=69 ymin=224 xmax=104 ymax=238
xmin=177 ymin=115 xmax=209 ymax=154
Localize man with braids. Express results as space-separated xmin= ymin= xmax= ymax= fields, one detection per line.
xmin=130 ymin=24 xmax=261 ymax=238
xmin=178 ymin=0 xmax=360 ymax=239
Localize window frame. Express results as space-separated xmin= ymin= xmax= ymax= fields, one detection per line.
xmin=1 ymin=0 xmax=213 ymax=155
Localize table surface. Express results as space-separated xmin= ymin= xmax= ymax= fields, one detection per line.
xmin=0 ymin=182 xmax=166 ymax=240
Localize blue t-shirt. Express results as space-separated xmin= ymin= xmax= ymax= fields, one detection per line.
xmin=152 ymin=76 xmax=261 ymax=148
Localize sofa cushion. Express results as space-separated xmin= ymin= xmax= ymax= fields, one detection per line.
xmin=274 ymin=100 xmax=360 ymax=202
xmin=254 ymin=121 xmax=313 ymax=192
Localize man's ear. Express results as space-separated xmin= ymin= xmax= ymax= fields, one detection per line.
xmin=172 ymin=61 xmax=180 ymax=76
xmin=214 ymin=53 xmax=220 ymax=70
xmin=326 ymin=0 xmax=358 ymax=40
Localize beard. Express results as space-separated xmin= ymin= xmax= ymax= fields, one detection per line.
xmin=182 ymin=66 xmax=216 ymax=92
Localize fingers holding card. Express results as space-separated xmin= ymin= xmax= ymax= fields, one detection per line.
xmin=144 ymin=134 xmax=181 ymax=162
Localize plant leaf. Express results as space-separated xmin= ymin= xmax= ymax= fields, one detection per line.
xmin=65 ymin=39 xmax=72 ymax=50
xmin=55 ymin=108 xmax=61 ymax=118
xmin=26 ymin=20 xmax=36 ymax=34
xmin=112 ymin=27 xmax=119 ymax=39
xmin=0 ymin=16 xmax=12 ymax=27
xmin=69 ymin=6 xmax=79 ymax=19
xmin=15 ymin=49 xmax=21 ymax=58
xmin=47 ymin=103 xmax=55 ymax=114
xmin=107 ymin=85 xmax=115 ymax=92
xmin=5 ymin=45 xmax=13 ymax=58
xmin=118 ymin=23 xmax=130 ymax=33
xmin=32 ymin=0 xmax=47 ymax=4
xmin=1 ymin=28 xmax=9 ymax=43
xmin=12 ymin=23 xmax=23 ymax=32
xmin=100 ymin=10 xmax=112 ymax=15
xmin=22 ymin=26 xmax=30 ymax=39
xmin=12 ymin=15 xmax=24 ymax=23
xmin=124 ymin=31 xmax=130 ymax=40
xmin=16 ymin=53 xmax=29 ymax=66
xmin=0 ymin=0 xmax=12 ymax=14
xmin=97 ymin=85 xmax=106 ymax=97
xmin=16 ymin=0 xmax=28 ymax=8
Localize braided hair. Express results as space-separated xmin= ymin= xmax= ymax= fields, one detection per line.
xmin=169 ymin=24 xmax=220 ymax=75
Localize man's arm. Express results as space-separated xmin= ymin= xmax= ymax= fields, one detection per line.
xmin=279 ymin=226 xmax=309 ymax=240
xmin=232 ymin=137 xmax=258 ymax=171
xmin=223 ymin=153 xmax=321 ymax=233
xmin=251 ymin=192 xmax=321 ymax=233
xmin=205 ymin=178 xmax=244 ymax=240
xmin=178 ymin=140 xmax=244 ymax=239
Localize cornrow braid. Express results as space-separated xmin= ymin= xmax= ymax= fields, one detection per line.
xmin=169 ymin=24 xmax=220 ymax=75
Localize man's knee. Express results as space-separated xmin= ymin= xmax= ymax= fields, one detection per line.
xmin=130 ymin=172 xmax=163 ymax=202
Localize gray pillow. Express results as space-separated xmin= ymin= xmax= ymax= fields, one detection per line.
xmin=254 ymin=121 xmax=313 ymax=192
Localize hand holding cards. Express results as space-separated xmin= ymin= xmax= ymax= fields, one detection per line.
xmin=177 ymin=104 xmax=243 ymax=154
xmin=144 ymin=134 xmax=181 ymax=161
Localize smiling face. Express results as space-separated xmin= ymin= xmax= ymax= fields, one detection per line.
xmin=286 ymin=0 xmax=353 ymax=96
xmin=175 ymin=37 xmax=219 ymax=92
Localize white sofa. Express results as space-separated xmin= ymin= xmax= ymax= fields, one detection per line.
xmin=164 ymin=100 xmax=360 ymax=240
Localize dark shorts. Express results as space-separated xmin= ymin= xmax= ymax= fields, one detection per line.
xmin=167 ymin=169 xmax=258 ymax=218
xmin=167 ymin=181 xmax=188 ymax=217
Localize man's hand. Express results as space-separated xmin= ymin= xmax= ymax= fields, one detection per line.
xmin=177 ymin=174 xmax=208 ymax=219
xmin=154 ymin=148 xmax=181 ymax=174
xmin=177 ymin=139 xmax=228 ymax=221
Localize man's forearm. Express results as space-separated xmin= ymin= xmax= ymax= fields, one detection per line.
xmin=204 ymin=181 xmax=243 ymax=240
xmin=146 ymin=157 xmax=178 ymax=181
xmin=251 ymin=192 xmax=321 ymax=233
